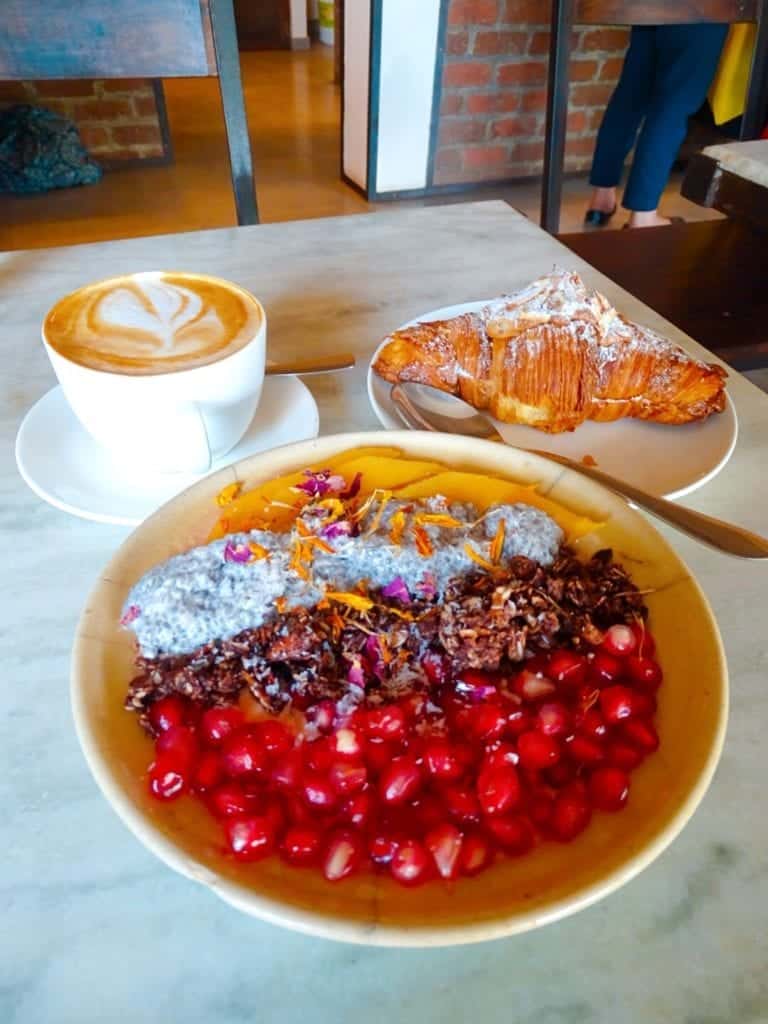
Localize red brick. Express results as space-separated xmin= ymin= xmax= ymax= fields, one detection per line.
xmin=497 ymin=61 xmax=546 ymax=86
xmin=111 ymin=123 xmax=162 ymax=146
xmin=463 ymin=145 xmax=509 ymax=168
xmin=446 ymin=30 xmax=470 ymax=56
xmin=466 ymin=91 xmax=520 ymax=114
xmin=567 ymin=109 xmax=587 ymax=134
xmin=588 ymin=107 xmax=605 ymax=131
xmin=504 ymin=0 xmax=550 ymax=21
xmin=512 ymin=139 xmax=545 ymax=162
xmin=435 ymin=148 xmax=463 ymax=173
xmin=34 ymin=97 xmax=75 ymax=115
xmin=528 ymin=29 xmax=579 ymax=55
xmin=444 ymin=163 xmax=512 ymax=183
xmin=100 ymin=147 xmax=147 ymax=161
xmin=599 ymin=56 xmax=625 ymax=82
xmin=580 ymin=28 xmax=629 ymax=52
xmin=0 ymin=82 xmax=32 ymax=101
xmin=490 ymin=114 xmax=539 ymax=137
xmin=444 ymin=61 xmax=492 ymax=87
xmin=77 ymin=124 xmax=110 ymax=150
xmin=439 ymin=119 xmax=487 ymax=145
xmin=101 ymin=78 xmax=152 ymax=92
xmin=565 ymin=135 xmax=598 ymax=157
xmin=448 ymin=0 xmax=499 ymax=26
xmin=34 ymin=79 xmax=98 ymax=98
xmin=72 ymin=98 xmax=134 ymax=121
xmin=569 ymin=59 xmax=599 ymax=82
xmin=441 ymin=93 xmax=464 ymax=115
xmin=570 ymin=82 xmax=614 ymax=107
xmin=473 ymin=30 xmax=528 ymax=56
xmin=520 ymin=88 xmax=547 ymax=112
xmin=133 ymin=95 xmax=160 ymax=118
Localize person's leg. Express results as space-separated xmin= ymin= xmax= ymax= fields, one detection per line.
xmin=587 ymin=27 xmax=655 ymax=215
xmin=623 ymin=23 xmax=728 ymax=225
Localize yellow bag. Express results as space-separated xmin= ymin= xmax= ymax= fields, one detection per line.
xmin=708 ymin=23 xmax=756 ymax=125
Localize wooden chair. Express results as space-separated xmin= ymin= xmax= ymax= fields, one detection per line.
xmin=0 ymin=0 xmax=258 ymax=225
xmin=541 ymin=0 xmax=768 ymax=232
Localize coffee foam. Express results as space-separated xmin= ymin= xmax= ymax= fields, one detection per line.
xmin=44 ymin=272 xmax=261 ymax=375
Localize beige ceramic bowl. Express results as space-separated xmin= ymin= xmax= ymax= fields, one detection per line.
xmin=71 ymin=431 xmax=728 ymax=946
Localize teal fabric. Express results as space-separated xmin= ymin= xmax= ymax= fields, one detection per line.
xmin=0 ymin=104 xmax=101 ymax=194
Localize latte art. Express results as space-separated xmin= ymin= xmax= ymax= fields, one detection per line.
xmin=44 ymin=272 xmax=261 ymax=375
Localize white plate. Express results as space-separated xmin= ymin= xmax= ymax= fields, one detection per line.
xmin=15 ymin=376 xmax=320 ymax=526
xmin=367 ymin=300 xmax=738 ymax=499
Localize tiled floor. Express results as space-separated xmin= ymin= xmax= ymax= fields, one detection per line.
xmin=0 ymin=45 xmax=722 ymax=252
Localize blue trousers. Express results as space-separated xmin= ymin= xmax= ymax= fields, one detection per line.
xmin=589 ymin=24 xmax=728 ymax=211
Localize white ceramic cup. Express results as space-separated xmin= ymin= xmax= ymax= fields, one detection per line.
xmin=42 ymin=272 xmax=266 ymax=475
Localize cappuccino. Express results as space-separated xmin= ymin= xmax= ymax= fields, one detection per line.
xmin=44 ymin=271 xmax=261 ymax=376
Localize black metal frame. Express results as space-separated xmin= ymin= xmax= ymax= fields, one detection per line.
xmin=541 ymin=0 xmax=768 ymax=234
xmin=209 ymin=0 xmax=259 ymax=225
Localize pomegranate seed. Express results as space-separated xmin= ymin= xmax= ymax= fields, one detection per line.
xmin=458 ymin=832 xmax=494 ymax=876
xmin=155 ymin=725 xmax=199 ymax=769
xmin=226 ymin=815 xmax=275 ymax=861
xmin=380 ymin=755 xmax=423 ymax=805
xmin=600 ymin=685 xmax=637 ymax=724
xmin=365 ymin=705 xmax=407 ymax=742
xmin=221 ymin=729 xmax=268 ymax=778
xmin=252 ymin=720 xmax=293 ymax=756
xmin=424 ymin=824 xmax=462 ymax=879
xmin=483 ymin=741 xmax=519 ymax=768
xmin=306 ymin=700 xmax=337 ymax=733
xmin=544 ymin=760 xmax=576 ymax=788
xmin=626 ymin=656 xmax=663 ymax=690
xmin=601 ymin=624 xmax=637 ymax=657
xmin=390 ymin=838 xmax=431 ymax=886
xmin=455 ymin=669 xmax=499 ymax=702
xmin=631 ymin=621 xmax=656 ymax=657
xmin=323 ymin=830 xmax=363 ymax=881
xmin=476 ymin=764 xmax=520 ymax=816
xmin=514 ymin=670 xmax=557 ymax=702
xmin=606 ymin=739 xmax=644 ymax=771
xmin=485 ymin=814 xmax=535 ymax=855
xmin=421 ymin=650 xmax=448 ymax=685
xmin=467 ymin=703 xmax=508 ymax=742
xmin=506 ymin=707 xmax=533 ymax=736
xmin=270 ymin=748 xmax=303 ymax=789
xmin=365 ymin=740 xmax=398 ymax=774
xmin=284 ymin=794 xmax=312 ymax=825
xmin=281 ymin=825 xmax=323 ymax=865
xmin=576 ymin=708 xmax=607 ymax=739
xmin=341 ymin=790 xmax=375 ymax=829
xmin=591 ymin=651 xmax=623 ymax=685
xmin=369 ymin=832 xmax=400 ymax=866
xmin=194 ymin=749 xmax=223 ymax=791
xmin=302 ymin=773 xmax=337 ymax=810
xmin=622 ymin=718 xmax=659 ymax=752
xmin=264 ymin=798 xmax=286 ymax=839
xmin=575 ymin=685 xmax=601 ymax=713
xmin=567 ymin=734 xmax=605 ymax=765
xmin=546 ymin=649 xmax=588 ymax=688
xmin=328 ymin=760 xmax=368 ymax=795
xmin=423 ymin=738 xmax=465 ymax=781
xmin=148 ymin=695 xmax=187 ymax=733
xmin=589 ymin=767 xmax=630 ymax=811
xmin=329 ymin=727 xmax=364 ymax=759
xmin=536 ymin=702 xmax=571 ymax=736
xmin=441 ymin=784 xmax=481 ymax=825
xmin=518 ymin=730 xmax=561 ymax=769
xmin=148 ymin=755 xmax=187 ymax=800
xmin=631 ymin=692 xmax=657 ymax=718
xmin=550 ymin=782 xmax=591 ymax=841
xmin=207 ymin=781 xmax=252 ymax=818
xmin=411 ymin=794 xmax=446 ymax=832
xmin=303 ymin=737 xmax=334 ymax=774
xmin=528 ymin=789 xmax=554 ymax=828
xmin=200 ymin=706 xmax=243 ymax=745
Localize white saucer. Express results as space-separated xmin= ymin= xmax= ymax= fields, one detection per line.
xmin=367 ymin=300 xmax=738 ymax=500
xmin=16 ymin=376 xmax=320 ymax=526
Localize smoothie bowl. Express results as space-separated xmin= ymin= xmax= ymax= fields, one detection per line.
xmin=71 ymin=432 xmax=727 ymax=945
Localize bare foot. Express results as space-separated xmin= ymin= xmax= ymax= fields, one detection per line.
xmin=627 ymin=211 xmax=671 ymax=228
xmin=588 ymin=187 xmax=617 ymax=213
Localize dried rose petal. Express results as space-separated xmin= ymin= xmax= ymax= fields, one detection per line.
xmin=364 ymin=634 xmax=387 ymax=681
xmin=119 ymin=604 xmax=140 ymax=627
xmin=340 ymin=472 xmax=362 ymax=500
xmin=320 ymin=520 xmax=353 ymax=540
xmin=381 ymin=576 xmax=411 ymax=603
xmin=416 ymin=573 xmax=437 ymax=600
xmin=346 ymin=657 xmax=366 ymax=688
xmin=294 ymin=469 xmax=347 ymax=498
xmin=223 ymin=540 xmax=252 ymax=563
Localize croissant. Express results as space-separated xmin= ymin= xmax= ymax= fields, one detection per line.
xmin=373 ymin=270 xmax=727 ymax=433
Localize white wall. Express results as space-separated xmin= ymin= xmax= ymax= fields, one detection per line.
xmin=342 ymin=2 xmax=371 ymax=190
xmin=290 ymin=0 xmax=308 ymax=40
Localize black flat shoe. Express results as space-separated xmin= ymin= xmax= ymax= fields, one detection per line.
xmin=584 ymin=207 xmax=616 ymax=226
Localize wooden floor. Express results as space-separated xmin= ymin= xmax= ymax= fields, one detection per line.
xmin=0 ymin=46 xmax=721 ymax=252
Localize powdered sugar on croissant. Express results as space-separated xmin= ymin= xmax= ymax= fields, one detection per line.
xmin=373 ymin=270 xmax=727 ymax=434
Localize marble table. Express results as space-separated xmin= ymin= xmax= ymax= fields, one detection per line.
xmin=3 ymin=201 xmax=767 ymax=1024
xmin=682 ymin=139 xmax=768 ymax=231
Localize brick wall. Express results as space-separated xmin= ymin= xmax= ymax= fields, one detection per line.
xmin=434 ymin=0 xmax=628 ymax=185
xmin=0 ymin=79 xmax=166 ymax=165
